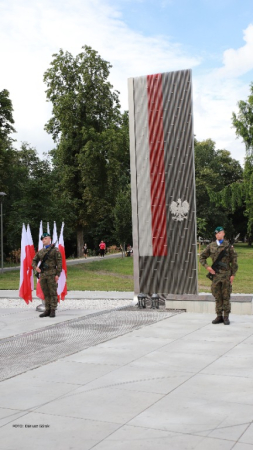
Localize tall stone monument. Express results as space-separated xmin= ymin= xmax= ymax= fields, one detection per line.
xmin=128 ymin=69 xmax=198 ymax=298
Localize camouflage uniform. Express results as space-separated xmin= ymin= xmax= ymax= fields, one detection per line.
xmin=199 ymin=240 xmax=238 ymax=315
xmin=32 ymin=246 xmax=62 ymax=313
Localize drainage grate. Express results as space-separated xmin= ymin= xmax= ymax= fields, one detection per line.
xmin=0 ymin=307 xmax=178 ymax=382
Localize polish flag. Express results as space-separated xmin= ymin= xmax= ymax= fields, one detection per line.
xmin=36 ymin=221 xmax=44 ymax=300
xmin=19 ymin=224 xmax=32 ymax=304
xmin=52 ymin=221 xmax=58 ymax=247
xmin=57 ymin=222 xmax=67 ymax=301
xmin=26 ymin=224 xmax=35 ymax=292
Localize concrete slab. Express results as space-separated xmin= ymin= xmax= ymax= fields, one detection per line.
xmin=233 ymin=444 xmax=253 ymax=450
xmin=35 ymin=386 xmax=163 ymax=424
xmin=239 ymin=424 xmax=253 ymax=446
xmin=23 ymin=359 xmax=120 ymax=386
xmin=0 ymin=408 xmax=28 ymax=427
xmin=0 ymin=375 xmax=78 ymax=410
xmin=0 ymin=412 xmax=121 ymax=450
xmin=1 ymin=308 xmax=253 ymax=449
xmin=0 ymin=308 xmax=101 ymax=339
xmin=166 ymin=294 xmax=253 ymax=315
xmin=91 ymin=425 xmax=205 ymax=450
xmin=77 ymin=365 xmax=193 ymax=395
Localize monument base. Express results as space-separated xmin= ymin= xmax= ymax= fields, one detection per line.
xmin=165 ymin=294 xmax=253 ymax=315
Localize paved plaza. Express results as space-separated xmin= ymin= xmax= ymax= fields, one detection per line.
xmin=1 ymin=292 xmax=253 ymax=449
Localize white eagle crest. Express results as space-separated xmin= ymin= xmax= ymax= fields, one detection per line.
xmin=170 ymin=198 xmax=189 ymax=221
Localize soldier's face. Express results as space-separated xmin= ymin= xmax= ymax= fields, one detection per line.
xmin=42 ymin=236 xmax=51 ymax=246
xmin=215 ymin=230 xmax=225 ymax=240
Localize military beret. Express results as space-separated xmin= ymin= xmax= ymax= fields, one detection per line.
xmin=40 ymin=232 xmax=51 ymax=240
xmin=214 ymin=226 xmax=224 ymax=234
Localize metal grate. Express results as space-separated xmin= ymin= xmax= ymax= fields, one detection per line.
xmin=0 ymin=307 xmax=178 ymax=382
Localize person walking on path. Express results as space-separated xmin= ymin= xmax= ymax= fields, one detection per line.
xmin=99 ymin=240 xmax=106 ymax=257
xmin=32 ymin=232 xmax=62 ymax=318
xmin=199 ymin=226 xmax=238 ymax=325
xmin=83 ymin=243 xmax=88 ymax=259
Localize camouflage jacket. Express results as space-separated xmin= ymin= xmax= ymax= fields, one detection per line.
xmin=32 ymin=245 xmax=62 ymax=278
xmin=199 ymin=239 xmax=238 ymax=276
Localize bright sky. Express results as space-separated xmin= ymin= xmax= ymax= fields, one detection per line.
xmin=1 ymin=0 xmax=253 ymax=166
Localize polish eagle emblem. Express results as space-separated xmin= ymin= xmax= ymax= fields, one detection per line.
xmin=170 ymin=199 xmax=190 ymax=221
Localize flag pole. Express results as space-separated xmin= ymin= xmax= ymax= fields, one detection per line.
xmin=36 ymin=220 xmax=46 ymax=312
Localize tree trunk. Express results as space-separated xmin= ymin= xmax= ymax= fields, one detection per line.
xmin=76 ymin=227 xmax=84 ymax=257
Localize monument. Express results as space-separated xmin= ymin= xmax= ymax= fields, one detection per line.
xmin=128 ymin=69 xmax=198 ymax=300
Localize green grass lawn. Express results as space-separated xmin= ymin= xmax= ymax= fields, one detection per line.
xmin=0 ymin=257 xmax=135 ymax=291
xmin=0 ymin=243 xmax=252 ymax=293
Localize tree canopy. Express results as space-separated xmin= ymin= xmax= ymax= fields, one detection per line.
xmin=43 ymin=46 xmax=129 ymax=255
xmin=195 ymin=138 xmax=244 ymax=239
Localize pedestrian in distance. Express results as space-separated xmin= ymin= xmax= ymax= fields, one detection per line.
xmin=32 ymin=232 xmax=62 ymax=318
xmin=83 ymin=243 xmax=88 ymax=259
xmin=99 ymin=240 xmax=106 ymax=257
xmin=199 ymin=226 xmax=238 ymax=325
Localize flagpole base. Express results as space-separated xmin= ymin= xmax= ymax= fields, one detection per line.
xmin=36 ymin=300 xmax=45 ymax=312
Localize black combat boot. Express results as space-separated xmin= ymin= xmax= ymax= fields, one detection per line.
xmin=224 ymin=315 xmax=230 ymax=325
xmin=212 ymin=315 xmax=224 ymax=324
xmin=39 ymin=310 xmax=50 ymax=318
xmin=50 ymin=310 xmax=56 ymax=318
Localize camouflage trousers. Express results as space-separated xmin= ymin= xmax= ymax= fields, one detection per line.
xmin=40 ymin=276 xmax=58 ymax=312
xmin=211 ymin=273 xmax=232 ymax=315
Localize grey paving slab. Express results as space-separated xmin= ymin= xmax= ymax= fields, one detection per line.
xmin=0 ymin=408 xmax=28 ymax=427
xmin=128 ymin=347 xmax=218 ymax=374
xmin=179 ymin=324 xmax=253 ymax=344
xmin=157 ymin=336 xmax=236 ymax=357
xmin=76 ymin=365 xmax=192 ymax=395
xmin=1 ymin=310 xmax=253 ymax=449
xmin=240 ymin=425 xmax=253 ymax=445
xmin=91 ymin=424 xmax=204 ymax=450
xmin=22 ymin=359 xmax=120 ymax=386
xmin=35 ymin=386 xmax=163 ymax=424
xmin=94 ymin=332 xmax=174 ymax=350
xmin=208 ymin=424 xmax=250 ymax=442
xmin=0 ymin=375 xmax=78 ymax=410
xmin=201 ymin=345 xmax=253 ymax=378
xmin=64 ymin=342 xmax=158 ymax=366
xmin=0 ymin=309 xmax=100 ymax=339
xmin=233 ymin=444 xmax=253 ymax=450
xmin=129 ymin=394 xmax=253 ymax=437
xmin=128 ymin=373 xmax=253 ymax=435
xmin=0 ymin=412 xmax=121 ymax=450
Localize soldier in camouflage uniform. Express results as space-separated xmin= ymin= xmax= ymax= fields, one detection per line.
xmin=199 ymin=226 xmax=238 ymax=325
xmin=32 ymin=232 xmax=62 ymax=318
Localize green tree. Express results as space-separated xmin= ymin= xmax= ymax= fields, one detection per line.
xmin=4 ymin=143 xmax=57 ymax=251
xmin=195 ymin=138 xmax=244 ymax=239
xmin=113 ymin=186 xmax=132 ymax=253
xmin=0 ymin=89 xmax=16 ymax=192
xmin=44 ymin=46 xmax=124 ymax=255
xmin=232 ymin=84 xmax=253 ymax=243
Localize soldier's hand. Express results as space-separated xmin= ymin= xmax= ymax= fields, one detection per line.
xmin=55 ymin=275 xmax=59 ymax=282
xmin=36 ymin=267 xmax=41 ymax=273
xmin=207 ymin=266 xmax=215 ymax=275
xmin=230 ymin=275 xmax=235 ymax=284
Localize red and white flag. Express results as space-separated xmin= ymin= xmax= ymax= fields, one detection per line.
xmin=26 ymin=224 xmax=35 ymax=291
xmin=53 ymin=221 xmax=58 ymax=247
xmin=57 ymin=222 xmax=67 ymax=301
xmin=19 ymin=224 xmax=32 ymax=304
xmin=36 ymin=221 xmax=44 ymax=300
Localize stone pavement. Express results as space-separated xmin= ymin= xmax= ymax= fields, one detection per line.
xmin=0 ymin=296 xmax=253 ymax=449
